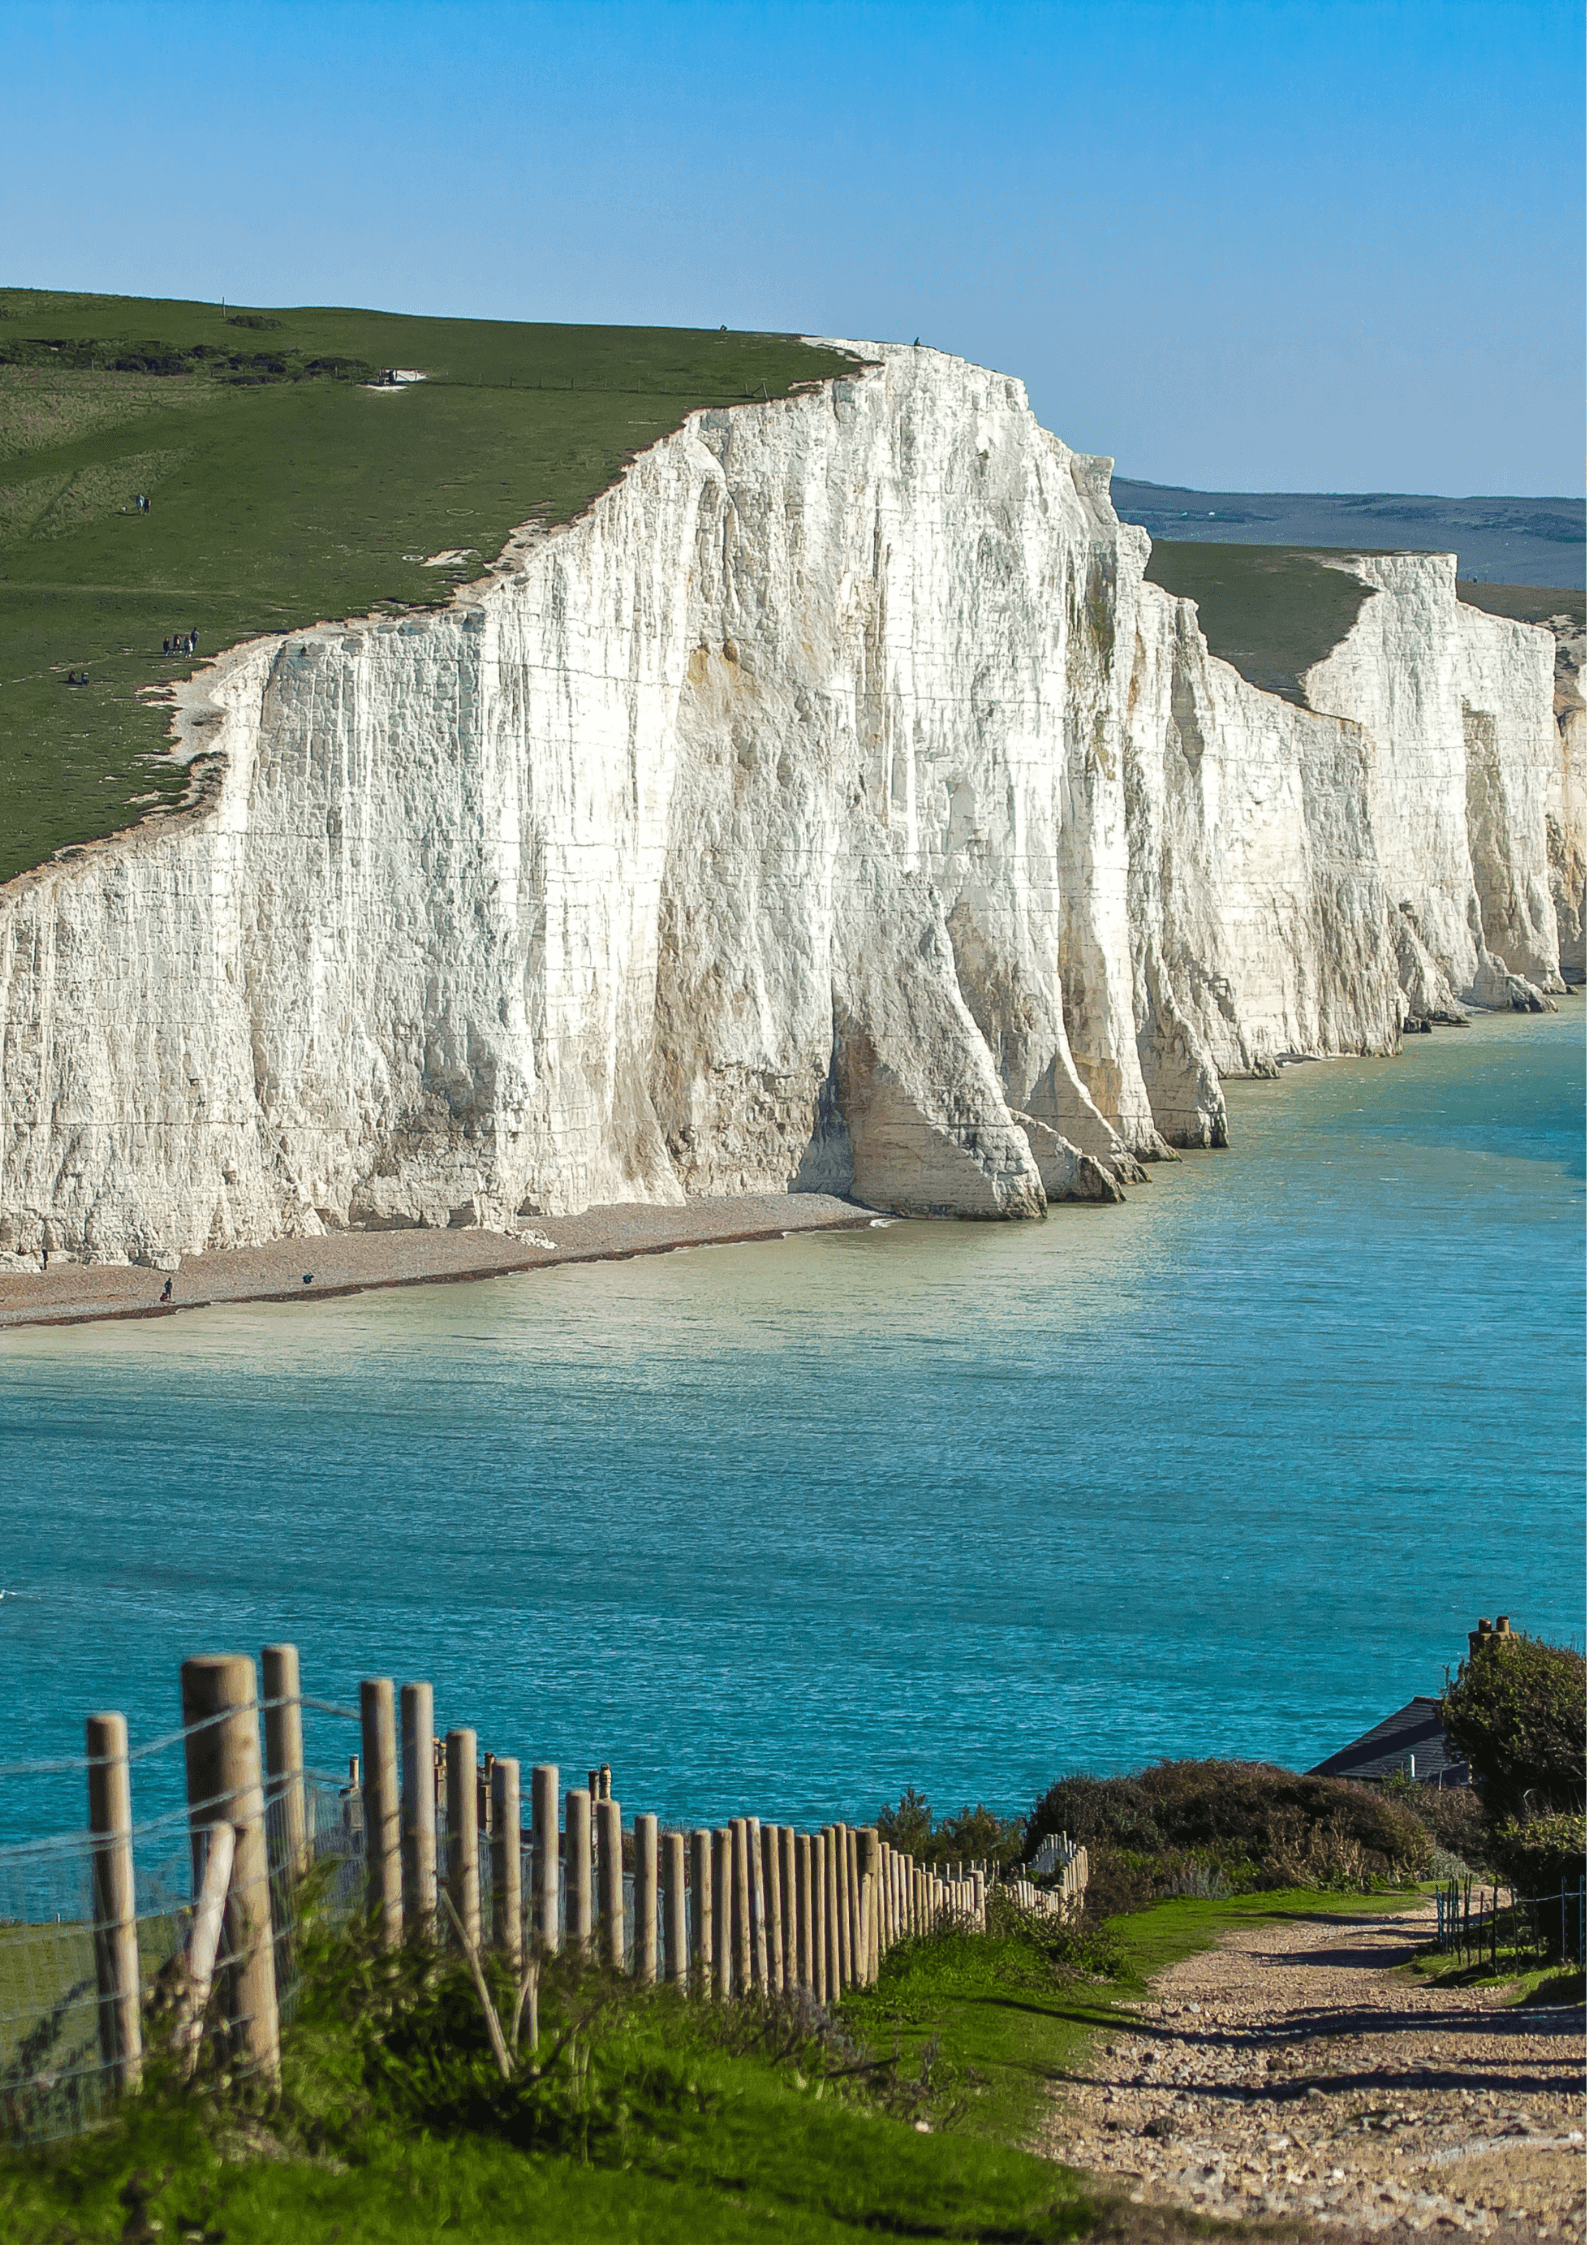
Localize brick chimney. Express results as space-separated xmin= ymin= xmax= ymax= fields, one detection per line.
xmin=1467 ymin=1614 xmax=1513 ymax=1660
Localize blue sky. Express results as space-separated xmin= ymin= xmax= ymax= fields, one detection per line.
xmin=5 ymin=0 xmax=1581 ymax=493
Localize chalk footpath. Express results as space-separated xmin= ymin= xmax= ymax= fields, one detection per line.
xmin=0 ymin=1193 xmax=883 ymax=1331
xmin=1042 ymin=1902 xmax=1585 ymax=2241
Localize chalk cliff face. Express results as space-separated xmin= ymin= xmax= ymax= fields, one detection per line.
xmin=0 ymin=346 xmax=1577 ymax=1265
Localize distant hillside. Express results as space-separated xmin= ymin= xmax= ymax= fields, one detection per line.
xmin=0 ymin=290 xmax=852 ymax=885
xmin=1115 ymin=476 xmax=1584 ymax=590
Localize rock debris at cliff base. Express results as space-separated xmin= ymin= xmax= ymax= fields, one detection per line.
xmin=0 ymin=341 xmax=1580 ymax=1267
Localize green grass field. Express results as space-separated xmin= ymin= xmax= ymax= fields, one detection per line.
xmin=1144 ymin=539 xmax=1582 ymax=707
xmin=0 ymin=289 xmax=854 ymax=886
xmin=1141 ymin=540 xmax=1376 ymax=704
xmin=0 ymin=1888 xmax=1420 ymax=2244
xmin=1455 ymin=578 xmax=1584 ymax=631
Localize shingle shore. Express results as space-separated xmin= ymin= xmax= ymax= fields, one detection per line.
xmin=0 ymin=1192 xmax=885 ymax=1330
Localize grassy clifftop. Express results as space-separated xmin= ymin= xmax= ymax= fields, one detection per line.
xmin=1141 ymin=539 xmax=1376 ymax=704
xmin=1143 ymin=538 xmax=1583 ymax=706
xmin=0 ymin=290 xmax=854 ymax=886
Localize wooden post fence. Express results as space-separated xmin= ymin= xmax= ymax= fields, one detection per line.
xmin=71 ymin=1636 xmax=1008 ymax=2138
xmin=712 ymin=1828 xmax=732 ymax=1997
xmin=633 ymin=1814 xmax=659 ymax=1983
xmin=86 ymin=1711 xmax=142 ymax=2093
xmin=361 ymin=1679 xmax=402 ymax=1949
xmin=566 ymin=1787 xmax=593 ymax=1949
xmin=532 ymin=1764 xmax=560 ymax=1953
xmin=779 ymin=1824 xmax=798 ymax=1991
xmin=179 ymin=1654 xmax=280 ymax=2080
xmin=261 ymin=1644 xmax=307 ymax=1879
xmin=730 ymin=1819 xmax=752 ymax=1991
xmin=691 ymin=1827 xmax=712 ymax=1989
xmin=663 ymin=1830 xmax=687 ymax=1988
xmin=445 ymin=1726 xmax=480 ymax=1951
xmin=401 ymin=1683 xmax=437 ymax=1940
xmin=760 ymin=1822 xmax=782 ymax=1994
xmin=598 ymin=1795 xmax=625 ymax=1968
xmin=491 ymin=1757 xmax=522 ymax=1969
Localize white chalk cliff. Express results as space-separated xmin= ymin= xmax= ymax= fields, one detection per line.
xmin=0 ymin=345 xmax=1579 ymax=1265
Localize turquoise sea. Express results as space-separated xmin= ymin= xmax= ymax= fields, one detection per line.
xmin=2 ymin=1010 xmax=1581 ymax=1845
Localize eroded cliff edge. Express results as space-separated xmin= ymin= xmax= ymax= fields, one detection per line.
xmin=0 ymin=345 xmax=1578 ymax=1265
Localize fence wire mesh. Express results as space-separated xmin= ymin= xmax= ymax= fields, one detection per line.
xmin=0 ymin=1679 xmax=367 ymax=2151
xmin=5 ymin=1692 xmax=988 ymax=2147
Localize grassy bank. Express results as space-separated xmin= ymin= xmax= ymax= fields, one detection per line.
xmin=0 ymin=289 xmax=853 ymax=885
xmin=0 ymin=1888 xmax=1421 ymax=2243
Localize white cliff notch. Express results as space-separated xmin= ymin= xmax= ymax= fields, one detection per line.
xmin=0 ymin=346 xmax=1578 ymax=1268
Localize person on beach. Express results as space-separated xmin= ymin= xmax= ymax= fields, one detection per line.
xmin=160 ymin=1277 xmax=173 ymax=1303
xmin=40 ymin=1245 xmax=48 ymax=1272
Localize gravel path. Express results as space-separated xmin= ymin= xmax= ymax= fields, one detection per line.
xmin=0 ymin=1192 xmax=885 ymax=1330
xmin=1040 ymin=1902 xmax=1584 ymax=2241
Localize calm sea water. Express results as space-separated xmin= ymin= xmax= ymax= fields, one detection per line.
xmin=2 ymin=1011 xmax=1581 ymax=1845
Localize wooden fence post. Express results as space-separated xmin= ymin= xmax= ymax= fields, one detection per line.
xmin=634 ymin=1813 xmax=658 ymax=1984
xmin=400 ymin=1683 xmax=437 ymax=1940
xmin=795 ymin=1831 xmax=813 ymax=1992
xmin=813 ymin=1831 xmax=830 ymax=2002
xmin=532 ymin=1765 xmax=560 ymax=1953
xmin=491 ymin=1757 xmax=522 ymax=1970
xmin=824 ymin=1827 xmax=843 ymax=1997
xmin=760 ymin=1823 xmax=783 ymax=1995
xmin=445 ymin=1727 xmax=480 ymax=1950
xmin=86 ymin=1711 xmax=142 ymax=2093
xmin=261 ymin=1645 xmax=307 ymax=1879
xmin=712 ymin=1828 xmax=733 ymax=1998
xmin=598 ymin=1796 xmax=625 ymax=1969
xmin=180 ymin=1655 xmax=280 ymax=2080
xmin=833 ymin=1823 xmax=852 ymax=1990
xmin=691 ymin=1828 xmax=713 ymax=1990
xmin=846 ymin=1827 xmax=863 ymax=1980
xmin=361 ymin=1680 xmax=402 ymax=1948
xmin=565 ymin=1787 xmax=593 ymax=1949
xmin=779 ymin=1825 xmax=798 ymax=1990
xmin=746 ymin=1817 xmax=768 ymax=1990
xmin=857 ymin=1828 xmax=880 ymax=1985
xmin=663 ymin=1830 xmax=687 ymax=1988
xmin=730 ymin=1819 xmax=752 ymax=1991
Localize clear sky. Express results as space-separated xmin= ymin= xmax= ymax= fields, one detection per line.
xmin=5 ymin=0 xmax=1581 ymax=494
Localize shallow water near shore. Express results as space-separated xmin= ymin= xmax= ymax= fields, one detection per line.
xmin=2 ymin=1010 xmax=1582 ymax=1843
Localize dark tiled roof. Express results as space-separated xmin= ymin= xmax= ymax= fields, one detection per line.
xmin=1308 ymin=1696 xmax=1470 ymax=1786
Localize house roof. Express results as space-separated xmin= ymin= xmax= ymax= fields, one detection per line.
xmin=1307 ymin=1696 xmax=1470 ymax=1786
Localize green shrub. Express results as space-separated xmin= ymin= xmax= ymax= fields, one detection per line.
xmin=1440 ymin=1633 xmax=1586 ymax=1825
xmin=1026 ymin=1759 xmax=1431 ymax=1910
xmin=875 ymin=1787 xmax=1024 ymax=1868
xmin=1486 ymin=1811 xmax=1586 ymax=1894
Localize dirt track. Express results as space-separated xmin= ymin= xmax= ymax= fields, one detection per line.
xmin=1042 ymin=1901 xmax=1584 ymax=2240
